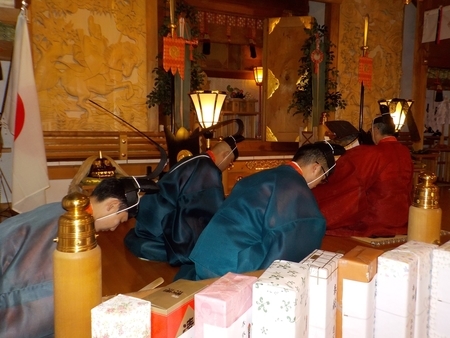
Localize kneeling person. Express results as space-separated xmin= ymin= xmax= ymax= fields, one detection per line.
xmin=125 ymin=135 xmax=244 ymax=266
xmin=0 ymin=176 xmax=157 ymax=337
xmin=177 ymin=141 xmax=345 ymax=280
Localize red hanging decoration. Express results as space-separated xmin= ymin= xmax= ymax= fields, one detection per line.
xmin=358 ymin=56 xmax=373 ymax=89
xmin=163 ymin=36 xmax=186 ymax=79
xmin=310 ymin=33 xmax=323 ymax=74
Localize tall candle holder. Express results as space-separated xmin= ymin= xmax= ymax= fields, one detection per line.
xmin=359 ymin=14 xmax=369 ymax=132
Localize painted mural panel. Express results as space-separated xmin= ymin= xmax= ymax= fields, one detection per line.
xmin=31 ymin=0 xmax=148 ymax=131
xmin=337 ymin=0 xmax=405 ymax=132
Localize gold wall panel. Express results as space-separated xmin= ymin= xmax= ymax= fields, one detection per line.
xmin=31 ymin=0 xmax=148 ymax=132
xmin=337 ymin=0 xmax=405 ymax=132
xmin=264 ymin=16 xmax=314 ymax=142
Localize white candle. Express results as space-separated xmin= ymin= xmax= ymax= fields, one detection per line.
xmin=363 ymin=14 xmax=369 ymax=47
xmin=170 ymin=0 xmax=175 ymax=25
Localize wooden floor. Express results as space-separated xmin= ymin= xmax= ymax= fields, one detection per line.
xmin=2 ymin=184 xmax=450 ymax=298
xmin=98 ymin=183 xmax=450 ymax=297
xmin=97 ymin=218 xmax=180 ymax=297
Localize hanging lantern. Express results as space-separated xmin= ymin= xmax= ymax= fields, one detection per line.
xmin=378 ymin=98 xmax=414 ymax=132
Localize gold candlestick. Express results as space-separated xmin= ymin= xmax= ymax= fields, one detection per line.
xmin=363 ymin=15 xmax=368 ymax=46
xmin=407 ymin=172 xmax=442 ymax=244
xmin=362 ymin=14 xmax=369 ymax=57
xmin=53 ymin=192 xmax=102 ymax=337
xmin=169 ymin=0 xmax=176 ymax=37
xmin=361 ymin=14 xmax=369 ymax=57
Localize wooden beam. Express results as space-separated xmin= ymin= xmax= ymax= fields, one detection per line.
xmin=0 ymin=7 xmax=20 ymax=24
xmin=325 ymin=3 xmax=340 ymax=70
xmin=314 ymin=0 xmax=343 ymax=3
xmin=185 ymin=0 xmax=309 ymax=17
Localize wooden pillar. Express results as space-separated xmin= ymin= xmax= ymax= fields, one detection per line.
xmin=411 ymin=0 xmax=427 ymax=151
xmin=325 ymin=3 xmax=340 ymax=70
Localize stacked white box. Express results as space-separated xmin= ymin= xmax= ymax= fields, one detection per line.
xmin=337 ymin=246 xmax=383 ymax=338
xmin=374 ymin=249 xmax=418 ymax=338
xmin=91 ymin=294 xmax=151 ymax=338
xmin=395 ymin=241 xmax=437 ymax=338
xmin=342 ymin=276 xmax=377 ymax=337
xmin=300 ymin=249 xmax=343 ymax=338
xmin=429 ymin=240 xmax=450 ymax=337
xmin=194 ymin=272 xmax=256 ymax=338
xmin=252 ymin=260 xmax=309 ymax=338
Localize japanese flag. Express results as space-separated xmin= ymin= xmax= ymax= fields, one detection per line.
xmin=1 ymin=11 xmax=49 ymax=213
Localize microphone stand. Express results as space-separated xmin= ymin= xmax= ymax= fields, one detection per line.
xmin=88 ymin=100 xmax=168 ymax=179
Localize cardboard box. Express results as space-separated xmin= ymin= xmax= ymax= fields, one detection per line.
xmin=91 ymin=294 xmax=151 ymax=338
xmin=194 ymin=272 xmax=257 ymax=338
xmin=374 ymin=249 xmax=418 ymax=338
xmin=337 ymin=246 xmax=383 ymax=338
xmin=144 ymin=279 xmax=206 ymax=338
xmin=252 ymin=260 xmax=309 ymax=338
xmin=429 ymin=240 xmax=450 ymax=337
xmin=395 ymin=241 xmax=437 ymax=338
xmin=300 ymin=249 xmax=343 ymax=338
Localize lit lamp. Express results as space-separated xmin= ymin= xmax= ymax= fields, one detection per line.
xmin=378 ymin=98 xmax=414 ymax=132
xmin=253 ymin=67 xmax=263 ymax=139
xmin=189 ymin=90 xmax=227 ymax=149
xmin=253 ymin=67 xmax=263 ymax=86
xmin=253 ymin=66 xmax=263 ymax=107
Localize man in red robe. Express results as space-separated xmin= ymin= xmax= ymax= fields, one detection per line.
xmin=313 ymin=113 xmax=413 ymax=237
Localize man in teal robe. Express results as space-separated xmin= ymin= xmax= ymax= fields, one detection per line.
xmin=125 ymin=136 xmax=244 ymax=266
xmin=176 ymin=142 xmax=345 ymax=280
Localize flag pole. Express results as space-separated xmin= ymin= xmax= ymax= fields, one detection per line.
xmin=21 ymin=0 xmax=28 ymax=18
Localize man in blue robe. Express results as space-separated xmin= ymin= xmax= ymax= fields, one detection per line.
xmin=124 ymin=135 xmax=244 ymax=266
xmin=176 ymin=141 xmax=345 ymax=280
xmin=0 ymin=177 xmax=157 ymax=338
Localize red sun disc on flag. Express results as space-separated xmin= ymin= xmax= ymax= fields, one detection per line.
xmin=14 ymin=94 xmax=25 ymax=140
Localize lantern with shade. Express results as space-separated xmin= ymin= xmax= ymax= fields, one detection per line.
xmin=189 ymin=90 xmax=227 ymax=149
xmin=253 ymin=66 xmax=263 ymax=108
xmin=377 ymin=98 xmax=414 ymax=132
xmin=253 ymin=67 xmax=263 ymax=139
xmin=253 ymin=67 xmax=263 ymax=86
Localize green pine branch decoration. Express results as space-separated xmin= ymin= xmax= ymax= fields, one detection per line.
xmin=288 ymin=22 xmax=346 ymax=121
